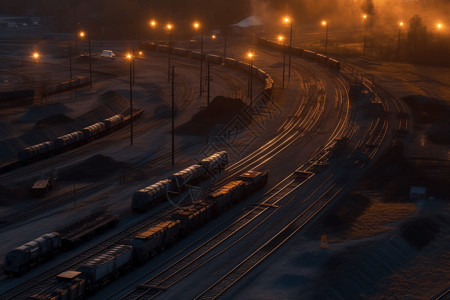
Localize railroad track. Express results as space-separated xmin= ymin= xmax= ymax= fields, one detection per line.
xmin=195 ymin=182 xmax=344 ymax=300
xmin=1 ymin=47 xmax=349 ymax=299
xmin=115 ymin=56 xmax=353 ymax=299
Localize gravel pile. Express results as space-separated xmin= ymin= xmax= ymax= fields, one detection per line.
xmin=176 ymin=96 xmax=252 ymax=136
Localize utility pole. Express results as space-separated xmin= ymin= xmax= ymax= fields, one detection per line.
xmin=171 ymin=66 xmax=175 ymax=166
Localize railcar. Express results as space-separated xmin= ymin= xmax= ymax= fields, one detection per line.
xmin=128 ymin=220 xmax=180 ymax=263
xmin=29 ymin=271 xmax=86 ymax=300
xmin=3 ymin=232 xmax=61 ymax=275
xmin=131 ymin=179 xmax=171 ymax=211
xmin=169 ymin=164 xmax=206 ymax=192
xmin=76 ymin=244 xmax=133 ymax=292
xmin=172 ymin=201 xmax=212 ymax=234
xmin=199 ymin=151 xmax=228 ymax=172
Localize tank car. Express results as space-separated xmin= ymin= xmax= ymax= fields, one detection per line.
xmin=169 ymin=164 xmax=206 ymax=192
xmin=131 ymin=179 xmax=171 ymax=211
xmin=200 ymin=151 xmax=228 ymax=172
xmin=3 ymin=232 xmax=61 ymax=275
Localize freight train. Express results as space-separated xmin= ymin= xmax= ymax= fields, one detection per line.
xmin=141 ymin=42 xmax=274 ymax=98
xmin=131 ymin=151 xmax=228 ymax=211
xmin=28 ymin=169 xmax=269 ymax=299
xmin=256 ymin=37 xmax=342 ymax=71
xmin=18 ymin=114 xmax=125 ymax=162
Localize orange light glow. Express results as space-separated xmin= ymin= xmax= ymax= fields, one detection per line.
xmin=33 ymin=52 xmax=39 ymax=59
xmin=247 ymin=52 xmax=254 ymax=59
xmin=138 ymin=51 xmax=143 ymax=56
xmin=399 ymin=21 xmax=404 ymax=27
xmin=437 ymin=23 xmax=443 ymax=30
xmin=363 ymin=14 xmax=368 ymax=20
xmin=79 ymin=31 xmax=85 ymax=37
xmin=278 ymin=35 xmax=284 ymax=42
xmin=283 ymin=17 xmax=291 ymax=24
xmin=322 ymin=20 xmax=327 ymax=26
xmin=193 ymin=22 xmax=200 ymax=30
xmin=149 ymin=20 xmax=156 ymax=28
xmin=166 ymin=24 xmax=173 ymax=30
xmin=211 ymin=34 xmax=216 ymax=40
xmin=126 ymin=53 xmax=132 ymax=60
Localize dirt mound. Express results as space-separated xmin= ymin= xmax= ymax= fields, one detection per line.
xmin=78 ymin=91 xmax=130 ymax=125
xmin=177 ymin=96 xmax=252 ymax=136
xmin=19 ymin=103 xmax=72 ymax=123
xmin=34 ymin=114 xmax=73 ymax=128
xmin=59 ymin=154 xmax=128 ymax=181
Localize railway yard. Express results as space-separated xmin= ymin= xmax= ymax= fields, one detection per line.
xmin=0 ymin=27 xmax=449 ymax=300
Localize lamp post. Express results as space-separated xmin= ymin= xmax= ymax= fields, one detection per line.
xmin=363 ymin=14 xmax=368 ymax=57
xmin=149 ymin=19 xmax=157 ymax=42
xmin=166 ymin=23 xmax=173 ymax=83
xmin=322 ymin=20 xmax=328 ymax=53
xmin=79 ymin=30 xmax=92 ymax=88
xmin=194 ymin=22 xmax=204 ymax=95
xmin=278 ymin=35 xmax=286 ymax=89
xmin=397 ymin=21 xmax=404 ymax=60
xmin=126 ymin=53 xmax=134 ymax=145
xmin=247 ymin=51 xmax=254 ymax=106
xmin=437 ymin=23 xmax=443 ymax=39
xmin=283 ymin=17 xmax=293 ymax=78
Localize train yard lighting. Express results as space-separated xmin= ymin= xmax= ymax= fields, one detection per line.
xmin=79 ymin=30 xmax=92 ymax=88
xmin=166 ymin=23 xmax=173 ymax=82
xmin=149 ymin=19 xmax=157 ymax=41
xmin=247 ymin=51 xmax=254 ymax=106
xmin=211 ymin=34 xmax=216 ymax=40
xmin=397 ymin=21 xmax=404 ymax=60
xmin=193 ymin=21 xmax=204 ymax=96
xmin=126 ymin=53 xmax=134 ymax=146
xmin=33 ymin=51 xmax=39 ymax=60
xmin=322 ymin=20 xmax=328 ymax=53
xmin=283 ymin=16 xmax=293 ymax=78
xmin=363 ymin=15 xmax=368 ymax=57
xmin=278 ymin=35 xmax=286 ymax=89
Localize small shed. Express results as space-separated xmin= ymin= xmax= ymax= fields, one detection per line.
xmin=32 ymin=178 xmax=53 ymax=197
xmin=410 ymin=186 xmax=427 ymax=201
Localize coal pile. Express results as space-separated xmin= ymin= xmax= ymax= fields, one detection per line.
xmin=59 ymin=154 xmax=128 ymax=181
xmin=176 ymin=96 xmax=252 ymax=136
xmin=34 ymin=114 xmax=73 ymax=129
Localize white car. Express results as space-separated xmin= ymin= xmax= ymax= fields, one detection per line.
xmin=101 ymin=50 xmax=116 ymax=59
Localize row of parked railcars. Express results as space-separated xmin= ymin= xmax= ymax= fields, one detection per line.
xmin=257 ymin=37 xmax=341 ymax=71
xmin=141 ymin=42 xmax=274 ymax=98
xmin=18 ymin=114 xmax=124 ymax=161
xmin=131 ymin=151 xmax=228 ymax=211
xmin=30 ymin=169 xmax=269 ymax=298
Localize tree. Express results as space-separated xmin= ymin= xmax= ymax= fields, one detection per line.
xmin=407 ymin=15 xmax=428 ymax=62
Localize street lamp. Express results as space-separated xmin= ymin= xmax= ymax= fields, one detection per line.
xmin=166 ymin=23 xmax=173 ymax=82
xmin=193 ymin=21 xmax=204 ymax=95
xmin=79 ymin=30 xmax=92 ymax=88
xmin=126 ymin=53 xmax=134 ymax=146
xmin=247 ymin=51 xmax=254 ymax=106
xmin=322 ymin=20 xmax=328 ymax=53
xmin=363 ymin=14 xmax=368 ymax=56
xmin=283 ymin=16 xmax=293 ymax=78
xmin=278 ymin=35 xmax=286 ymax=89
xmin=33 ymin=51 xmax=39 ymax=62
xmin=397 ymin=21 xmax=404 ymax=60
xmin=149 ymin=19 xmax=157 ymax=41
xmin=437 ymin=23 xmax=444 ymax=39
